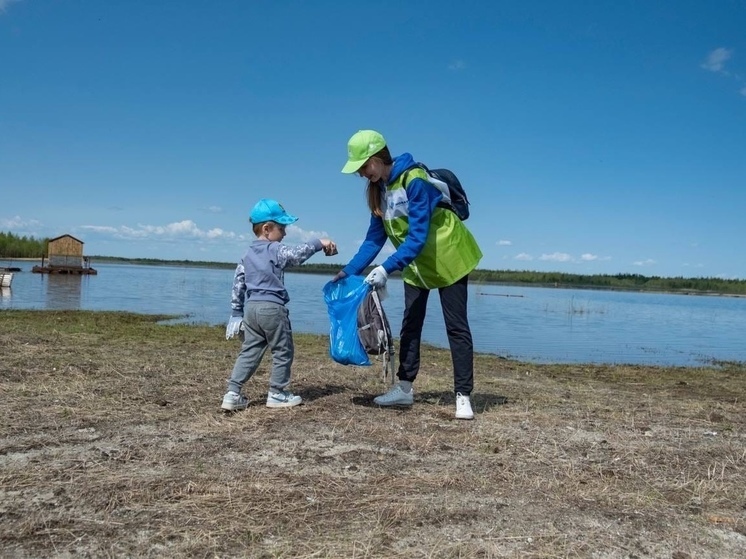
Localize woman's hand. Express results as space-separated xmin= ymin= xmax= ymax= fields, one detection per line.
xmin=332 ymin=270 xmax=347 ymax=283
xmin=364 ymin=265 xmax=388 ymax=288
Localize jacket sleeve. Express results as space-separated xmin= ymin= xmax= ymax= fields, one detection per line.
xmin=276 ymin=239 xmax=323 ymax=269
xmin=230 ymin=262 xmax=246 ymax=317
xmin=381 ymin=177 xmax=435 ymax=273
xmin=341 ymin=214 xmax=388 ymax=277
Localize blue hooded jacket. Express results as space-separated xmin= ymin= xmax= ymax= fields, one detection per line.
xmin=341 ymin=152 xmax=445 ymax=277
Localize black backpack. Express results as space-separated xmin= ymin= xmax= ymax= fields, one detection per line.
xmin=356 ymin=289 xmax=396 ymax=385
xmin=401 ymin=163 xmax=470 ymax=221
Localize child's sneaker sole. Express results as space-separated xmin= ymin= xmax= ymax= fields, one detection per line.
xmin=221 ymin=402 xmax=249 ymax=411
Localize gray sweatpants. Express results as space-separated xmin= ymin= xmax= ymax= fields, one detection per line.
xmin=226 ymin=301 xmax=294 ymax=394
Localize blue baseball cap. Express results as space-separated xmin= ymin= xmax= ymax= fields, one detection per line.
xmin=249 ymin=199 xmax=298 ymax=225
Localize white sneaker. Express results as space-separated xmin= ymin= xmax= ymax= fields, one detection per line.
xmin=373 ymin=383 xmax=414 ymax=407
xmin=221 ymin=391 xmax=249 ymax=411
xmin=266 ymin=390 xmax=302 ymax=408
xmin=455 ymin=393 xmax=474 ymax=420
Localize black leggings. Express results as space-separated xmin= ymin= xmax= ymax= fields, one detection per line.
xmin=397 ymin=275 xmax=474 ymax=395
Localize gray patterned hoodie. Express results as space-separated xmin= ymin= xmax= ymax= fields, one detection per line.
xmin=230 ymin=238 xmax=323 ymax=317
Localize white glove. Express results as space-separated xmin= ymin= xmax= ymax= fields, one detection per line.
xmin=365 ymin=265 xmax=388 ymax=288
xmin=225 ymin=316 xmax=243 ymax=340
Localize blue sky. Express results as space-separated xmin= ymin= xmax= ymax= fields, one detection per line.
xmin=2 ymin=0 xmax=745 ymax=279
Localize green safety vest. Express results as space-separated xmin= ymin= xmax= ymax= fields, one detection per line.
xmin=383 ymin=167 xmax=482 ymax=289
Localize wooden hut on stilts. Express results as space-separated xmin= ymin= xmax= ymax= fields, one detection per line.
xmin=32 ymin=234 xmax=98 ymax=275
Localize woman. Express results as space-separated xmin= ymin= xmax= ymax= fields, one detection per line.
xmin=335 ymin=130 xmax=483 ymax=419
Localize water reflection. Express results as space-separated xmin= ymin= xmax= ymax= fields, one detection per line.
xmin=44 ymin=274 xmax=84 ymax=310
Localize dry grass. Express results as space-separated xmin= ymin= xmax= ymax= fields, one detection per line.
xmin=1 ymin=309 xmax=745 ymax=558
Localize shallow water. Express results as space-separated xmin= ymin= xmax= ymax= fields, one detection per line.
xmin=2 ymin=260 xmax=744 ymax=367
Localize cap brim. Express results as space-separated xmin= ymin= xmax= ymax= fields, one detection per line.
xmin=275 ymin=214 xmax=298 ymax=225
xmin=341 ymin=158 xmax=366 ymax=174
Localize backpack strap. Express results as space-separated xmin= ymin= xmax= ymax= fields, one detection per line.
xmin=399 ymin=163 xmax=456 ymax=213
xmin=398 ymin=163 xmax=428 ymax=189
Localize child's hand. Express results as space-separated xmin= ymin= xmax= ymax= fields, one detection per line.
xmin=225 ymin=316 xmax=243 ymax=340
xmin=321 ymin=239 xmax=338 ymax=256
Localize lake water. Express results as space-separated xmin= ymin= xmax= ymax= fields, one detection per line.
xmin=2 ymin=260 xmax=745 ymax=367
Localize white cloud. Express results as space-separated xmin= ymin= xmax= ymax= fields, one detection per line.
xmin=0 ymin=0 xmax=21 ymax=14
xmin=539 ymin=252 xmax=572 ymax=262
xmin=378 ymin=243 xmax=396 ymax=257
xmin=701 ymin=47 xmax=732 ymax=74
xmin=79 ymin=220 xmax=244 ymax=241
xmin=448 ymin=59 xmax=466 ymax=71
xmin=79 ymin=225 xmax=119 ymax=234
xmin=0 ymin=215 xmax=42 ymax=229
xmin=515 ymin=253 xmax=533 ymax=261
xmin=580 ymin=253 xmax=598 ymax=261
xmin=204 ymin=228 xmax=229 ymax=239
xmin=137 ymin=221 xmax=209 ymax=238
xmin=77 ymin=220 xmax=334 ymax=248
xmin=351 ymin=237 xmax=394 ymax=259
xmin=633 ymin=259 xmax=656 ymax=267
xmin=497 ymin=240 xmax=512 ymax=246
xmin=205 ymin=206 xmax=223 ymax=213
xmin=285 ymin=224 xmax=331 ymax=243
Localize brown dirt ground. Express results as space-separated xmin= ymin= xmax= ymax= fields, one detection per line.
xmin=1 ymin=310 xmax=745 ymax=558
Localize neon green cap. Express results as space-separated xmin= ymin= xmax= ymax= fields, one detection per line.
xmin=341 ymin=129 xmax=387 ymax=174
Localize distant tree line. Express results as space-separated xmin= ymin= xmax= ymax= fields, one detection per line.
xmin=5 ymin=229 xmax=740 ymax=295
xmin=290 ymin=264 xmax=746 ymax=296
xmin=466 ymin=269 xmax=746 ymax=295
xmin=91 ymin=255 xmax=237 ymax=269
xmin=0 ymin=231 xmax=48 ymax=258
xmin=93 ymin=258 xmax=746 ymax=295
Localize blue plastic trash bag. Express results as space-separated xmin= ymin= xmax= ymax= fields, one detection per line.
xmin=323 ymin=275 xmax=371 ymax=366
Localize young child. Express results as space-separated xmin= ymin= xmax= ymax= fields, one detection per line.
xmin=221 ymin=198 xmax=337 ymax=411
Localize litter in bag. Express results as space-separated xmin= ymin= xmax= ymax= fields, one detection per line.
xmin=323 ymin=275 xmax=371 ymax=366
